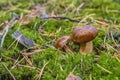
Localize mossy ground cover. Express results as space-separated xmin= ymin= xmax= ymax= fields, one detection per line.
xmin=0 ymin=0 xmax=120 ymax=80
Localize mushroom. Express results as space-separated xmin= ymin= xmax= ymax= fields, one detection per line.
xmin=55 ymin=36 xmax=73 ymax=53
xmin=70 ymin=25 xmax=98 ymax=54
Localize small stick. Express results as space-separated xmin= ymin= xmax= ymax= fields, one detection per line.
xmin=23 ymin=55 xmax=33 ymax=66
xmin=0 ymin=28 xmax=9 ymax=48
xmin=40 ymin=16 xmax=81 ymax=22
xmin=0 ymin=13 xmax=19 ymax=52
xmin=22 ymin=49 xmax=43 ymax=56
xmin=2 ymin=62 xmax=16 ymax=80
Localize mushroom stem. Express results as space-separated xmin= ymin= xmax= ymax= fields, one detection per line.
xmin=80 ymin=41 xmax=93 ymax=54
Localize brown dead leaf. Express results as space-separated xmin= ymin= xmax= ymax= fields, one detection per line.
xmin=19 ymin=4 xmax=48 ymax=25
xmin=29 ymin=3 xmax=47 ymax=18
xmin=66 ymin=73 xmax=82 ymax=80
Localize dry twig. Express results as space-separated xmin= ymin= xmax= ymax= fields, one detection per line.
xmin=22 ymin=49 xmax=43 ymax=56
xmin=0 ymin=13 xmax=19 ymax=52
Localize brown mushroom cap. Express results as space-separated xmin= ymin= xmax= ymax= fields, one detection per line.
xmin=71 ymin=25 xmax=98 ymax=43
xmin=55 ymin=36 xmax=70 ymax=48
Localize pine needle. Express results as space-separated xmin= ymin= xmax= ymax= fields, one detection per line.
xmin=2 ymin=62 xmax=16 ymax=80
xmin=96 ymin=64 xmax=112 ymax=74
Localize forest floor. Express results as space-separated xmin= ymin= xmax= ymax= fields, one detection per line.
xmin=0 ymin=0 xmax=120 ymax=80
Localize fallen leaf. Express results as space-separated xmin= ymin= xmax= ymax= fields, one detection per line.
xmin=29 ymin=3 xmax=48 ymax=18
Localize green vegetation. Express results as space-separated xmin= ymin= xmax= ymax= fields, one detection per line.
xmin=0 ymin=0 xmax=120 ymax=80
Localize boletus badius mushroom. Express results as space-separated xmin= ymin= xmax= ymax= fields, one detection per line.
xmin=71 ymin=25 xmax=98 ymax=54
xmin=55 ymin=36 xmax=73 ymax=53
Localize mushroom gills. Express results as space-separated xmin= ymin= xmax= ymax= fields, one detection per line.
xmin=80 ymin=41 xmax=93 ymax=54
